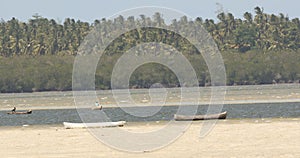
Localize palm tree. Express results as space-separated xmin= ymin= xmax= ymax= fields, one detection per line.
xmin=243 ymin=12 xmax=253 ymax=24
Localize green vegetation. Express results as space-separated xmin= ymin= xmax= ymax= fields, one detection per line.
xmin=0 ymin=55 xmax=73 ymax=92
xmin=1 ymin=7 xmax=300 ymax=92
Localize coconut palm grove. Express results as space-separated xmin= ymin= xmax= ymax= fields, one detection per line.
xmin=1 ymin=7 xmax=300 ymax=92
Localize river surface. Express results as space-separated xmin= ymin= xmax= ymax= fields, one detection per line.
xmin=0 ymin=102 xmax=300 ymax=126
xmin=0 ymin=84 xmax=300 ymax=126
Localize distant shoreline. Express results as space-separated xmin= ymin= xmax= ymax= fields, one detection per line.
xmin=0 ymin=83 xmax=299 ymax=94
xmin=1 ymin=84 xmax=300 ymax=111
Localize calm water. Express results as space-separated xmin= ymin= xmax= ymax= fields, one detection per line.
xmin=1 ymin=84 xmax=300 ymax=126
xmin=1 ymin=102 xmax=300 ymax=126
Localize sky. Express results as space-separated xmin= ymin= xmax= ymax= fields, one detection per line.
xmin=0 ymin=0 xmax=299 ymax=23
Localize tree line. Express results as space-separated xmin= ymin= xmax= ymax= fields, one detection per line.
xmin=1 ymin=7 xmax=300 ymax=92
xmin=1 ymin=7 xmax=300 ymax=56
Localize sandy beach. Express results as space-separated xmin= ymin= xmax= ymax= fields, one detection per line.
xmin=1 ymin=118 xmax=300 ymax=158
xmin=1 ymin=84 xmax=300 ymax=157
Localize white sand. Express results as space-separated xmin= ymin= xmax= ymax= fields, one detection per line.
xmin=1 ymin=119 xmax=300 ymax=158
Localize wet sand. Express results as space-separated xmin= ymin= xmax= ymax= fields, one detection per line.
xmin=1 ymin=84 xmax=300 ymax=111
xmin=0 ymin=119 xmax=300 ymax=158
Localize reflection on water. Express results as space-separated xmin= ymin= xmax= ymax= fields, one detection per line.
xmin=0 ymin=102 xmax=300 ymax=126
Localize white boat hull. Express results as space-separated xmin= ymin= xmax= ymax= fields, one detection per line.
xmin=63 ymin=121 xmax=126 ymax=129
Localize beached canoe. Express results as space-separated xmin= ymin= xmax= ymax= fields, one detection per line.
xmin=7 ymin=110 xmax=32 ymax=115
xmin=174 ymin=111 xmax=227 ymax=121
xmin=63 ymin=121 xmax=126 ymax=129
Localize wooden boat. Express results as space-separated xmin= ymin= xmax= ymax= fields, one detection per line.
xmin=7 ymin=110 xmax=32 ymax=115
xmin=63 ymin=121 xmax=126 ymax=129
xmin=174 ymin=111 xmax=227 ymax=121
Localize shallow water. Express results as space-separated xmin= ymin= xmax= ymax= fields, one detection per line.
xmin=1 ymin=84 xmax=300 ymax=126
xmin=0 ymin=102 xmax=300 ymax=126
xmin=1 ymin=84 xmax=300 ymax=110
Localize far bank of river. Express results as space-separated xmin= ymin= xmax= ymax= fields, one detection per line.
xmin=0 ymin=84 xmax=300 ymax=111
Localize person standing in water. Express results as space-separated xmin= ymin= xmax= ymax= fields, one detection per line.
xmin=11 ymin=107 xmax=16 ymax=113
xmin=95 ymin=101 xmax=102 ymax=110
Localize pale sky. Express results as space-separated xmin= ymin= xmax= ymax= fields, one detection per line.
xmin=0 ymin=0 xmax=299 ymax=23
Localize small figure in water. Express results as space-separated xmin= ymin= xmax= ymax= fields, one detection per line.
xmin=11 ymin=107 xmax=16 ymax=113
xmin=95 ymin=101 xmax=102 ymax=110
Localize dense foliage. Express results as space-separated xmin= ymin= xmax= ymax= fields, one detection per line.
xmin=1 ymin=7 xmax=300 ymax=92
xmin=0 ymin=55 xmax=73 ymax=92
xmin=1 ymin=7 xmax=300 ymax=56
